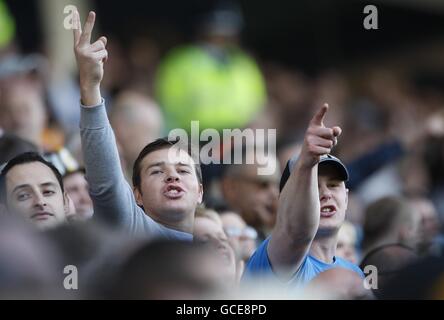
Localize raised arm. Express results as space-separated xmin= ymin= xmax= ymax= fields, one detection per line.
xmin=267 ymin=104 xmax=341 ymax=279
xmin=72 ymin=12 xmax=193 ymax=241
xmin=73 ymin=11 xmax=143 ymax=230
xmin=73 ymin=11 xmax=107 ymax=107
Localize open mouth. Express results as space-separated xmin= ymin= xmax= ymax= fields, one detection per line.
xmin=31 ymin=212 xmax=54 ymax=220
xmin=320 ymin=205 xmax=336 ymax=218
xmin=163 ymin=184 xmax=185 ymax=199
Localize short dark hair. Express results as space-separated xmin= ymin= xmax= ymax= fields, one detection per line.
xmin=132 ymin=137 xmax=203 ymax=190
xmin=0 ymin=152 xmax=64 ymax=203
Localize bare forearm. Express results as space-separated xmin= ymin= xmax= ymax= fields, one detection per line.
xmin=80 ymin=84 xmax=101 ymax=107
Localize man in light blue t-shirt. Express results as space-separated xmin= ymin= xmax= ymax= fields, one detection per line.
xmin=244 ymin=103 xmax=364 ymax=288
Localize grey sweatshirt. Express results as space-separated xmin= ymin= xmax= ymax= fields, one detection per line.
xmin=80 ymin=100 xmax=192 ymax=241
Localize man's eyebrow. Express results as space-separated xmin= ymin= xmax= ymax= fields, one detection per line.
xmin=177 ymin=162 xmax=192 ymax=168
xmin=145 ymin=162 xmax=165 ymax=171
xmin=41 ymin=182 xmax=58 ymax=188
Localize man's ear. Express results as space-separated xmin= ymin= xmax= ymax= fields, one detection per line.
xmin=345 ymin=188 xmax=349 ymax=210
xmin=133 ymin=187 xmax=144 ymax=207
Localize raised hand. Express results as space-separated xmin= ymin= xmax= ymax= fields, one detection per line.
xmin=73 ymin=11 xmax=107 ymax=106
xmin=299 ymin=103 xmax=342 ymax=168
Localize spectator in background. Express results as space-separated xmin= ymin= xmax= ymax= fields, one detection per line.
xmin=110 ymin=90 xmax=164 ymax=179
xmin=408 ymin=195 xmax=442 ymax=256
xmin=219 ymin=210 xmax=258 ymax=279
xmin=0 ymin=54 xmax=66 ymax=152
xmin=0 ymin=152 xmax=70 ymax=230
xmin=361 ymin=196 xmax=421 ymax=258
xmin=63 ymin=168 xmax=93 ymax=221
xmin=0 ymin=80 xmax=47 ymax=148
xmin=155 ymin=1 xmax=266 ymax=132
xmin=336 ymin=220 xmax=359 ymax=265
xmin=220 ymin=147 xmax=280 ymax=240
xmin=194 ymin=207 xmax=237 ymax=285
xmin=220 ymin=210 xmax=257 ymax=260
xmin=358 ymin=195 xmax=423 ymax=297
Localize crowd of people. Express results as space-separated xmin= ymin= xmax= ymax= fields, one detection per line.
xmin=1 ymin=1 xmax=444 ymax=300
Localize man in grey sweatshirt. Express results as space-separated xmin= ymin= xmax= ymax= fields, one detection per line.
xmin=73 ymin=11 xmax=203 ymax=241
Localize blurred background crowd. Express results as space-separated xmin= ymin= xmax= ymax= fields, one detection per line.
xmin=1 ymin=0 xmax=444 ymax=299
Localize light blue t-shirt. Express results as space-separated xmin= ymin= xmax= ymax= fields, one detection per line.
xmin=244 ymin=237 xmax=364 ymax=287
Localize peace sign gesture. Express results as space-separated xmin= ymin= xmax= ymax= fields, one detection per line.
xmin=73 ymin=11 xmax=107 ymax=106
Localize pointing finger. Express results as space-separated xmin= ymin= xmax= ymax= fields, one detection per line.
xmin=311 ymin=103 xmax=329 ymax=126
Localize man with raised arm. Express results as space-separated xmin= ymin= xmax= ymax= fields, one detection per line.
xmin=73 ymin=11 xmax=203 ymax=240
xmin=244 ymin=103 xmax=363 ymax=286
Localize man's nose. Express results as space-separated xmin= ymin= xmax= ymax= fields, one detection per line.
xmin=33 ymin=192 xmax=47 ymax=208
xmin=80 ymin=189 xmax=92 ymax=204
xmin=319 ymin=184 xmax=332 ymax=201
xmin=165 ymin=170 xmax=180 ymax=183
